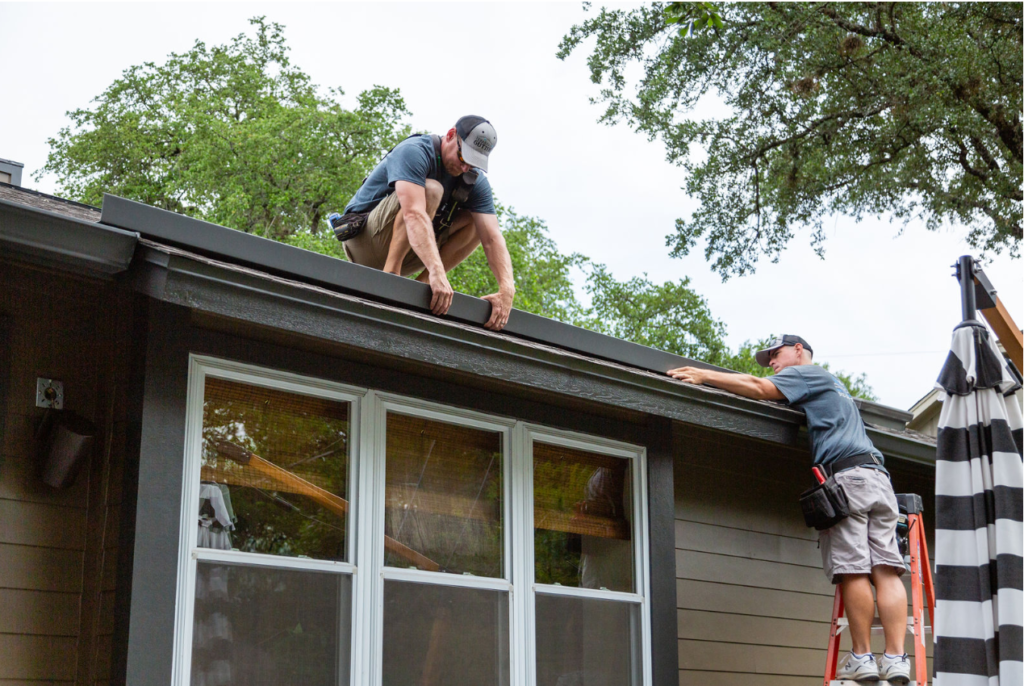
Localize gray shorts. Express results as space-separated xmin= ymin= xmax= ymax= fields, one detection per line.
xmin=819 ymin=466 xmax=906 ymax=584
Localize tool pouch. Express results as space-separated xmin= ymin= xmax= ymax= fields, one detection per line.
xmin=329 ymin=212 xmax=369 ymax=242
xmin=799 ymin=476 xmax=850 ymax=530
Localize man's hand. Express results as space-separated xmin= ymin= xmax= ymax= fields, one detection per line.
xmin=667 ymin=366 xmax=709 ymax=385
xmin=482 ymin=288 xmax=515 ymax=331
xmin=427 ymin=271 xmax=454 ymax=316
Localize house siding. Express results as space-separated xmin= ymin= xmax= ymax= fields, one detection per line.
xmin=0 ymin=260 xmax=131 ymax=686
xmin=674 ymin=425 xmax=935 ymax=686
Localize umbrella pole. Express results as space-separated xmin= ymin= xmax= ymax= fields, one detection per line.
xmin=956 ymin=255 xmax=978 ymax=323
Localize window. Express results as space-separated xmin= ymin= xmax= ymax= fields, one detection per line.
xmin=175 ymin=357 xmax=650 ymax=686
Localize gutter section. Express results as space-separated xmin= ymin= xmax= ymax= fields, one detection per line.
xmin=100 ymin=194 xmax=719 ymax=375
xmin=1 ymin=197 xmax=137 ymax=276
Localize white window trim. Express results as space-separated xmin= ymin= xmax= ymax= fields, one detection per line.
xmin=172 ymin=357 xmax=652 ymax=686
xmin=369 ymin=393 xmax=516 ymax=686
xmin=519 ymin=424 xmax=652 ymax=686
xmin=171 ymin=355 xmax=366 ymax=686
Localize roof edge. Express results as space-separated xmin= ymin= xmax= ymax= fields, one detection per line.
xmin=0 ymin=196 xmax=137 ymax=276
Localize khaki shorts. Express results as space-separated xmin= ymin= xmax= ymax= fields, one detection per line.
xmin=341 ymin=192 xmax=450 ymax=277
xmin=819 ymin=466 xmax=906 ymax=584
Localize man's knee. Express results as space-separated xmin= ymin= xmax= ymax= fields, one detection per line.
xmin=424 ymin=179 xmax=444 ymax=215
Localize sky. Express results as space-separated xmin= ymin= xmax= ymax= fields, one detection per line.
xmin=1 ymin=2 xmax=1021 ymax=411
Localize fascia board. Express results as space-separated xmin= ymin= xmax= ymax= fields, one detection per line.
xmin=100 ymin=194 xmax=720 ymax=375
xmin=132 ymin=242 xmax=808 ymax=446
xmin=0 ymin=197 xmax=138 ymax=276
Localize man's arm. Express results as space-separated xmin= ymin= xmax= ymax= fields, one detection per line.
xmin=667 ymin=366 xmax=785 ymax=401
xmin=472 ymin=212 xmax=516 ymax=331
xmin=394 ymin=180 xmax=453 ymax=316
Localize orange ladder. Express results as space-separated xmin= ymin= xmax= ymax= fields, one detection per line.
xmin=823 ymin=493 xmax=936 ymax=686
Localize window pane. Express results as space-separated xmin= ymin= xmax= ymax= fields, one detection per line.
xmin=384 ymin=413 xmax=503 ymax=577
xmin=533 ymin=442 xmax=634 ymax=592
xmin=191 ymin=562 xmax=351 ymax=686
xmin=382 ymin=580 xmax=509 ymax=686
xmin=534 ymin=594 xmax=640 ymax=686
xmin=201 ymin=377 xmax=350 ymax=562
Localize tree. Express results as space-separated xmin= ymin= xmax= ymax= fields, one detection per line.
xmin=448 ymin=204 xmax=588 ymax=326
xmin=38 ymin=17 xmax=410 ymax=240
xmin=449 ymin=204 xmax=729 ymax=363
xmin=559 ymin=2 xmax=1022 ymax=279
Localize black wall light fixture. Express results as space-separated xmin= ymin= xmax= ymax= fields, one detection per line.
xmin=34 ymin=378 xmax=96 ymax=489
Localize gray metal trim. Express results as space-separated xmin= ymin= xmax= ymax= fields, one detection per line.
xmin=0 ymin=197 xmax=137 ymax=276
xmin=100 ymin=194 xmax=720 ymax=374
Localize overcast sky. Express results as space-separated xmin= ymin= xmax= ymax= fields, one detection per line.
xmin=2 ymin=2 xmax=1021 ymax=410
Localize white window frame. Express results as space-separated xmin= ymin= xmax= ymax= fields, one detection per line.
xmin=517 ymin=424 xmax=652 ymax=686
xmin=368 ymin=392 xmax=517 ymax=686
xmin=171 ymin=357 xmax=652 ymax=686
xmin=171 ymin=355 xmax=366 ymax=686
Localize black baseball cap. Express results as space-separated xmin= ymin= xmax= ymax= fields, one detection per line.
xmin=755 ymin=335 xmax=813 ymax=367
xmin=455 ymin=115 xmax=497 ymax=172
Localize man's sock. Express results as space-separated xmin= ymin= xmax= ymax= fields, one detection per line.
xmin=883 ymin=652 xmax=905 ymax=659
xmin=851 ymin=651 xmax=872 ymax=660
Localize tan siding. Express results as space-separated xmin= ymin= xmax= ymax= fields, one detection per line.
xmin=0 ymin=261 xmax=132 ymax=685
xmin=0 ymin=635 xmax=78 ymax=680
xmin=674 ymin=427 xmax=936 ymax=683
xmin=0 ymin=589 xmax=80 ymax=635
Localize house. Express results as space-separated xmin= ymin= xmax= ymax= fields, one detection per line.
xmin=0 ymin=180 xmax=937 ymax=686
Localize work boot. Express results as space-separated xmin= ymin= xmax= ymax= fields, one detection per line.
xmin=878 ymin=653 xmax=910 ymax=684
xmin=836 ymin=652 xmax=880 ymax=681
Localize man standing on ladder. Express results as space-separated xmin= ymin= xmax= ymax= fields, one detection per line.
xmin=668 ymin=335 xmax=912 ymax=683
xmin=332 ymin=115 xmax=515 ymax=331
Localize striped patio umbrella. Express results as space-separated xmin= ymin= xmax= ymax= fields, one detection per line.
xmin=934 ymin=323 xmax=1023 ymax=686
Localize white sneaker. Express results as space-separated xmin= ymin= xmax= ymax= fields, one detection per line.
xmin=878 ymin=653 xmax=911 ymax=684
xmin=836 ymin=652 xmax=880 ymax=681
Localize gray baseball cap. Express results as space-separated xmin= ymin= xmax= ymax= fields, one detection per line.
xmin=455 ymin=115 xmax=497 ymax=172
xmin=755 ymin=334 xmax=813 ymax=367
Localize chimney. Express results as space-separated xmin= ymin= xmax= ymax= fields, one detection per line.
xmin=0 ymin=158 xmax=24 ymax=187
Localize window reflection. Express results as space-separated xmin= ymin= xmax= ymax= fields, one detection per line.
xmin=533 ymin=443 xmax=634 ymax=592
xmin=200 ymin=378 xmax=350 ymax=562
xmin=191 ymin=562 xmax=350 ymax=686
xmin=384 ymin=413 xmax=503 ymax=577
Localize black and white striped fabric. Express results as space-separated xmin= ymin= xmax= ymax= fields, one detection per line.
xmin=934 ymin=324 xmax=1023 ymax=686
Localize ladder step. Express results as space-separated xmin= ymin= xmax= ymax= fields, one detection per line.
xmin=835 ymin=617 xmax=931 ymax=634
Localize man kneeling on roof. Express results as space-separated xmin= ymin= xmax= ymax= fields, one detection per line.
xmin=330 ymin=115 xmax=515 ymax=331
xmin=668 ymin=336 xmax=912 ymax=685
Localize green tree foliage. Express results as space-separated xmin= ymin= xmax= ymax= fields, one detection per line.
xmin=448 ymin=204 xmax=729 ymax=364
xmin=448 ymin=204 xmax=588 ymax=326
xmin=579 ymin=265 xmax=727 ymax=362
xmin=559 ymin=2 xmax=1023 ymax=278
xmin=38 ymin=17 xmax=410 ymax=239
xmin=722 ymin=338 xmax=879 ymax=401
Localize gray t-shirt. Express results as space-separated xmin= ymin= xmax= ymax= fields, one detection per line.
xmin=344 ymin=135 xmax=496 ymax=216
xmin=768 ymin=364 xmax=885 ymax=471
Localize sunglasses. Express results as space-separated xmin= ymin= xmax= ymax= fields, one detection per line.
xmin=456 ymin=137 xmax=467 ymax=166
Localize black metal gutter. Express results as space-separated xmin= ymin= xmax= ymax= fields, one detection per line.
xmin=0 ymin=196 xmax=137 ymax=276
xmin=100 ymin=194 xmax=720 ymax=375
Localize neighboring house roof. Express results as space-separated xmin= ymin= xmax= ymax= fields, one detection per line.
xmin=0 ymin=183 xmax=937 ymax=463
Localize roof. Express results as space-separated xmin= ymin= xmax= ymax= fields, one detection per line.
xmin=0 ymin=184 xmax=937 ymax=462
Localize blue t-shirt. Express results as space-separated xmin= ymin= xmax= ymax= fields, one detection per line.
xmin=768 ymin=364 xmax=886 ymax=472
xmin=344 ymin=135 xmax=496 ymax=216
